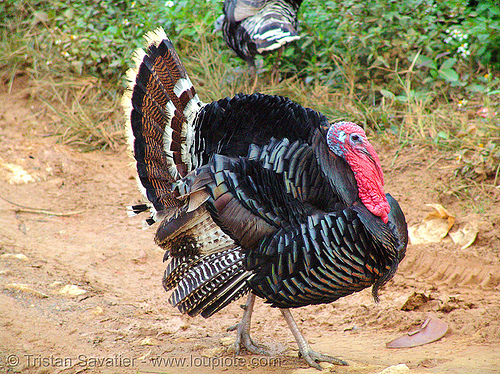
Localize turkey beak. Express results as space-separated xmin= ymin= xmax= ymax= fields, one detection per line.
xmin=360 ymin=147 xmax=375 ymax=163
xmin=361 ymin=145 xmax=385 ymax=187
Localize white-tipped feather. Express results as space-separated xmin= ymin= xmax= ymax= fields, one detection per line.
xmin=126 ymin=206 xmax=138 ymax=217
xmin=144 ymin=27 xmax=168 ymax=47
xmin=173 ymin=78 xmax=193 ymax=97
xmin=181 ymin=96 xmax=205 ymax=171
xmin=132 ymin=48 xmax=147 ymax=67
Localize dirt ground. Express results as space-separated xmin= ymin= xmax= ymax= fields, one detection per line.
xmin=1 ymin=78 xmax=499 ymax=374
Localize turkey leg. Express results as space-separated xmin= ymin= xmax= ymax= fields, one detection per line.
xmin=280 ymin=308 xmax=348 ymax=369
xmin=228 ymin=293 xmax=270 ymax=355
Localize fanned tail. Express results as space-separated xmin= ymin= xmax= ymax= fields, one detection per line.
xmin=123 ymin=27 xmax=204 ymax=223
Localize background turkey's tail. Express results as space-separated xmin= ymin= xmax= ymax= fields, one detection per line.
xmin=253 ymin=19 xmax=300 ymax=54
xmin=251 ymin=0 xmax=301 ymax=53
xmin=122 ymin=27 xmax=204 ymax=223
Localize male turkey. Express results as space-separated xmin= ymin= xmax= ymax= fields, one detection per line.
xmin=123 ymin=28 xmax=408 ymax=369
xmin=216 ymin=0 xmax=303 ymax=75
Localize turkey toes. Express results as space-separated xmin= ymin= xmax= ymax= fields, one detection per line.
xmin=299 ymin=349 xmax=348 ymax=370
xmin=232 ymin=324 xmax=270 ymax=355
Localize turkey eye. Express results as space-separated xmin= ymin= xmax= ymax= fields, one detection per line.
xmin=350 ymin=134 xmax=362 ymax=143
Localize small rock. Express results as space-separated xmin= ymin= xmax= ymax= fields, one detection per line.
xmin=49 ymin=281 xmax=63 ymax=288
xmin=91 ymin=306 xmax=104 ymax=316
xmin=201 ymin=347 xmax=224 ymax=358
xmin=0 ymin=269 xmax=12 ymax=276
xmin=1 ymin=253 xmax=29 ymax=261
xmin=139 ymin=337 xmax=159 ymax=346
xmin=58 ymin=284 xmax=87 ymax=296
xmin=220 ymin=336 xmax=235 ymax=346
xmin=376 ymin=364 xmax=410 ymax=374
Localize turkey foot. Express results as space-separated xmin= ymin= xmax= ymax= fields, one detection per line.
xmin=281 ymin=309 xmax=348 ymax=370
xmin=228 ymin=293 xmax=270 ymax=355
xmin=299 ymin=347 xmax=348 ymax=370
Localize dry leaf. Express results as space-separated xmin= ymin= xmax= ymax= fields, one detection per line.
xmin=408 ymin=204 xmax=455 ymax=244
xmin=200 ymin=347 xmax=224 ymax=357
xmin=449 ymin=223 xmax=478 ymax=249
xmin=91 ymin=306 xmax=104 ymax=316
xmin=220 ymin=336 xmax=235 ymax=346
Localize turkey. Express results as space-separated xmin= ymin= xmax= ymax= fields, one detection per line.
xmin=123 ymin=28 xmax=408 ymax=369
xmin=215 ymin=0 xmax=303 ymax=75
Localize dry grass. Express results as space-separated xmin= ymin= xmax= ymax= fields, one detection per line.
xmin=1 ymin=20 xmax=498 ymax=177
xmin=29 ymin=75 xmax=124 ymax=151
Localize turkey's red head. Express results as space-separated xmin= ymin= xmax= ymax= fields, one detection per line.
xmin=326 ymin=121 xmax=390 ymax=223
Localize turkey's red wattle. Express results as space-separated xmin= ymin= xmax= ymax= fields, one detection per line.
xmin=345 ymin=143 xmax=390 ymax=224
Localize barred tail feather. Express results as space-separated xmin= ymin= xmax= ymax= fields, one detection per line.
xmin=123 ymin=27 xmax=205 ymax=221
xmin=198 ymin=270 xmax=253 ymax=318
xmin=254 ymin=23 xmax=300 ymax=53
xmin=163 ymin=247 xmax=252 ymax=318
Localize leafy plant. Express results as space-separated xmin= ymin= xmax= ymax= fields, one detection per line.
xmin=0 ymin=0 xmax=498 ymax=152
xmin=461 ymin=0 xmax=500 ymax=71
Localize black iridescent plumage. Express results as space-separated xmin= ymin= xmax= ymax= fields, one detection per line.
xmin=124 ymin=28 xmax=408 ymax=369
xmin=218 ymin=0 xmax=303 ymax=71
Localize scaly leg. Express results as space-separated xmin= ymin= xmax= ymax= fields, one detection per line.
xmin=271 ymin=46 xmax=284 ymax=84
xmin=228 ymin=293 xmax=270 ymax=355
xmin=248 ymin=61 xmax=258 ymax=93
xmin=280 ymin=308 xmax=348 ymax=370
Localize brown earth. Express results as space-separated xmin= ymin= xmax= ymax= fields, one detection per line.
xmin=1 ymin=77 xmax=499 ymax=374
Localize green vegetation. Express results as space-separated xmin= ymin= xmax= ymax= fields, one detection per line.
xmin=0 ymin=0 xmax=498 ymax=184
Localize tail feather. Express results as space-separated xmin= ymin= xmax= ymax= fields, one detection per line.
xmin=155 ymin=206 xmax=234 ymax=255
xmin=225 ymin=0 xmax=301 ymax=61
xmin=164 ymin=247 xmax=252 ymax=318
xmin=126 ymin=203 xmax=149 ymax=217
xmin=198 ymin=271 xmax=252 ymax=318
xmin=170 ymin=248 xmax=244 ymax=305
xmin=182 ymin=267 xmax=252 ymax=318
xmin=123 ymin=27 xmax=205 ymax=222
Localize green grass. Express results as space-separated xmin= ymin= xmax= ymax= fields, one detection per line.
xmin=0 ymin=0 xmax=498 ymax=185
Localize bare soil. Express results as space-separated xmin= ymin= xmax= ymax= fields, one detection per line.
xmin=1 ymin=78 xmax=499 ymax=374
